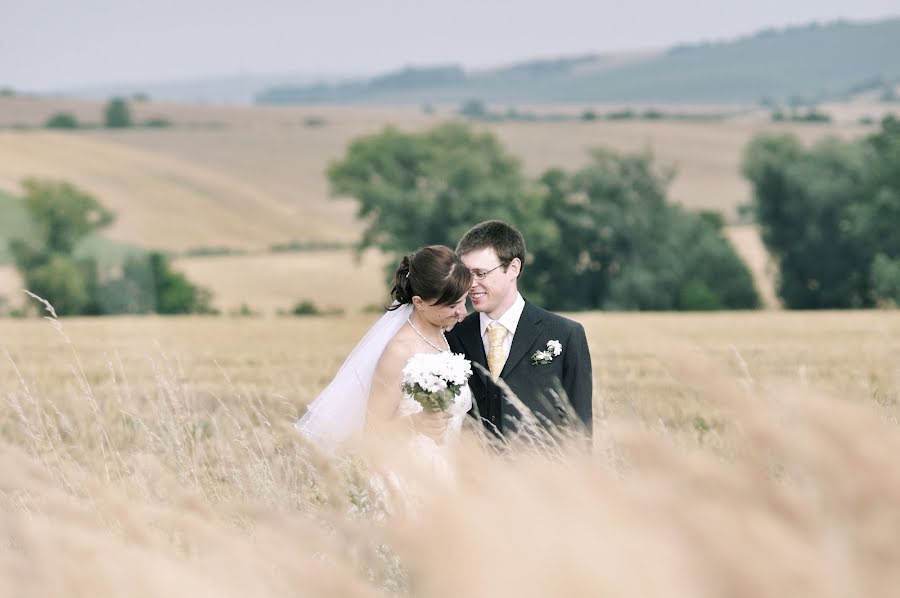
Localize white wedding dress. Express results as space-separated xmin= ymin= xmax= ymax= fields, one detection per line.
xmin=394 ymin=366 xmax=472 ymax=478
xmin=295 ymin=303 xmax=472 ymax=477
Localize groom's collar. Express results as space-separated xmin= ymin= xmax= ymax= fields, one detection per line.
xmin=478 ymin=293 xmax=525 ymax=338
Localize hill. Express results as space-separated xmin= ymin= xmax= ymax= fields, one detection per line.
xmin=0 ymin=128 xmax=356 ymax=253
xmin=257 ymin=18 xmax=900 ymax=105
xmin=0 ymin=97 xmax=882 ymax=312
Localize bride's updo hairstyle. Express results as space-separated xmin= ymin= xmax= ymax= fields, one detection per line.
xmin=389 ymin=245 xmax=472 ymax=310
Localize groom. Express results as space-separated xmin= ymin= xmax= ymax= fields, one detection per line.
xmin=445 ymin=220 xmax=593 ymax=440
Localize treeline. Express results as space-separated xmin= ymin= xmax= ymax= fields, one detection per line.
xmin=256 ymin=19 xmax=900 ymax=105
xmin=456 ymin=100 xmax=732 ymax=123
xmin=0 ymin=180 xmax=364 ymax=318
xmin=328 ymin=124 xmax=760 ymax=311
xmin=743 ymin=115 xmax=900 ymax=308
xmin=43 ymin=97 xmax=172 ymax=130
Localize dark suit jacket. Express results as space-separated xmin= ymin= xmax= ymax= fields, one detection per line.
xmin=446 ymin=301 xmax=593 ymax=439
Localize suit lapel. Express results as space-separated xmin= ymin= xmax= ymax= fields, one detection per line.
xmin=458 ymin=314 xmax=488 ymax=374
xmin=501 ymin=302 xmax=542 ymax=378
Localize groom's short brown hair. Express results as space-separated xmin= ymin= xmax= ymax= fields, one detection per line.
xmin=456 ymin=220 xmax=526 ymax=274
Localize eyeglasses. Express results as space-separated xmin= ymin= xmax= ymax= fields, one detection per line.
xmin=470 ymin=264 xmax=505 ymax=280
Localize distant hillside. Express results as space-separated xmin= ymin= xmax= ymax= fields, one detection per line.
xmin=257 ymin=18 xmax=900 ymax=105
xmin=56 ymin=73 xmax=344 ymax=105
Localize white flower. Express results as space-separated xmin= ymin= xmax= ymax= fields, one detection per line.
xmin=401 ymin=352 xmax=472 ymax=412
xmin=531 ymin=340 xmax=562 ymax=365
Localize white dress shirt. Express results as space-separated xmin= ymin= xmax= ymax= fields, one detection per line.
xmin=479 ymin=293 xmax=526 ymax=361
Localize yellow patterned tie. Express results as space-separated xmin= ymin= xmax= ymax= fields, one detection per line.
xmin=486 ymin=323 xmax=508 ymax=381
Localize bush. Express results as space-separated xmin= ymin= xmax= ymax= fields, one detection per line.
xmin=795 ymin=110 xmax=831 ymax=123
xmin=45 ymin=112 xmax=79 ymax=129
xmin=303 ymin=116 xmax=326 ymax=128
xmin=289 ymin=300 xmax=343 ymax=317
xmin=678 ymin=280 xmax=722 ymax=311
xmin=229 ymin=303 xmax=262 ymax=317
xmin=459 ymin=99 xmax=487 ymax=119
xmin=606 ymin=109 xmax=635 ymax=120
xmin=23 ymin=255 xmax=91 ymax=316
xmin=104 ymin=97 xmax=132 ymax=128
xmin=97 ymin=253 xmax=217 ymax=315
xmin=142 ymin=117 xmax=172 ymax=128
xmin=269 ymin=240 xmax=347 ymax=253
xmin=291 ymin=300 xmax=321 ymax=316
xmin=183 ymin=246 xmax=245 ymax=257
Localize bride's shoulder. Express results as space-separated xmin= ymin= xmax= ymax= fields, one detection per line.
xmin=376 ymin=329 xmax=419 ymax=368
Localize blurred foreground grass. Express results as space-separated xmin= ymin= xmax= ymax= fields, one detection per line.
xmin=1 ymin=310 xmax=899 ymax=597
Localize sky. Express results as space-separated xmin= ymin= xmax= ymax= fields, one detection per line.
xmin=2 ymin=0 xmax=899 ymax=91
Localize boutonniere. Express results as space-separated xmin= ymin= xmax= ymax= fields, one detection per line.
xmin=531 ymin=340 xmax=563 ymax=365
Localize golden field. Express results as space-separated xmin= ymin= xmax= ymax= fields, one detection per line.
xmin=2 ymin=310 xmax=897 ymax=435
xmin=0 ymin=96 xmax=877 ymax=250
xmin=2 ymin=85 xmax=900 ymax=598
xmin=2 ymin=310 xmax=900 ymax=597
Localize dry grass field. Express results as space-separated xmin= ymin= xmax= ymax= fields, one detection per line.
xmin=0 ymin=130 xmax=352 ymax=251
xmin=173 ymin=248 xmax=388 ymax=315
xmin=2 ymin=310 xmax=896 ymax=427
xmin=2 ymin=310 xmax=899 ymax=596
xmin=0 ymin=97 xmax=874 ymax=244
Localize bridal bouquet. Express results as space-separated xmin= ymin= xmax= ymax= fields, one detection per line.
xmin=401 ymin=352 xmax=473 ymax=412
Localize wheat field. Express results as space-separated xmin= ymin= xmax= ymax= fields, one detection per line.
xmin=1 ymin=309 xmax=899 ymax=597
xmin=1 ymin=95 xmax=897 ymax=595
xmin=0 ymin=97 xmax=874 ymax=251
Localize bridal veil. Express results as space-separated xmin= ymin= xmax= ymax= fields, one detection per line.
xmin=295 ymin=302 xmax=413 ymax=446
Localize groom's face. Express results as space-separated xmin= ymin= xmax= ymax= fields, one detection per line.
xmin=461 ymin=247 xmax=519 ymax=318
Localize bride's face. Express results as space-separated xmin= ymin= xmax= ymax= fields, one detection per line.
xmin=419 ymin=293 xmax=469 ymax=331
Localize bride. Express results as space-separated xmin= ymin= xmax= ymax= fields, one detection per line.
xmin=295 ymin=245 xmax=473 ymax=466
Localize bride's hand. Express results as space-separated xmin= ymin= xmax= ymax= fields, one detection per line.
xmin=410 ymin=409 xmax=450 ymax=441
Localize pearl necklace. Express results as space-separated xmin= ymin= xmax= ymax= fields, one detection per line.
xmin=407 ymin=316 xmax=450 ymax=352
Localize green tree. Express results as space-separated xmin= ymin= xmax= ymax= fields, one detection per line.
xmin=98 ymin=252 xmax=215 ymax=315
xmin=16 ymin=179 xmax=114 ymax=254
xmin=742 ymin=116 xmax=900 ymax=308
xmin=7 ymin=179 xmax=113 ymax=316
xmin=328 ymin=123 xmax=547 ymax=268
xmin=871 ymin=253 xmax=900 ymax=306
xmin=330 ymin=124 xmax=758 ymax=311
xmin=23 ymin=254 xmax=91 ymax=316
xmin=45 ymin=112 xmax=79 ymax=129
xmin=149 ymin=252 xmax=215 ymax=314
xmin=536 ymin=152 xmax=758 ymax=311
xmin=7 ymin=179 xmax=214 ymax=316
xmin=104 ymin=97 xmax=132 ymax=128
